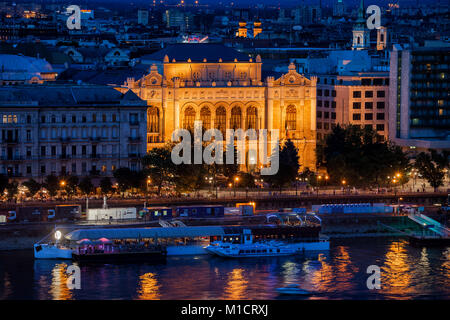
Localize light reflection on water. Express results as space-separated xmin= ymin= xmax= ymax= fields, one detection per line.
xmin=0 ymin=238 xmax=449 ymax=300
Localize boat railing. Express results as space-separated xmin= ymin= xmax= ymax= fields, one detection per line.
xmin=76 ymin=244 xmax=165 ymax=255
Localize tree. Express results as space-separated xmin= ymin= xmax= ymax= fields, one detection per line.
xmin=22 ymin=179 xmax=41 ymax=197
xmin=264 ymin=139 xmax=300 ymax=191
xmin=100 ymin=177 xmax=113 ymax=195
xmin=64 ymin=175 xmax=79 ymax=197
xmin=6 ymin=181 xmax=18 ymax=200
xmin=79 ymin=177 xmax=94 ymax=195
xmin=44 ymin=174 xmax=59 ymax=197
xmin=171 ymin=131 xmax=208 ymax=195
xmin=0 ymin=174 xmax=9 ymax=195
xmin=236 ymin=172 xmax=256 ymax=188
xmin=415 ymin=150 xmax=449 ymax=192
xmin=221 ymin=143 xmax=239 ymax=182
xmin=322 ymin=125 xmax=411 ymax=188
xmin=113 ymin=168 xmax=134 ymax=193
xmin=141 ymin=146 xmax=175 ymax=195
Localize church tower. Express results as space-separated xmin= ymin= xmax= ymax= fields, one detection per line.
xmin=352 ymin=0 xmax=370 ymax=50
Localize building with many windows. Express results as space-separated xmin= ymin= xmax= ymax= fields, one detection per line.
xmin=302 ymin=49 xmax=390 ymax=142
xmin=315 ymin=73 xmax=389 ymax=142
xmin=120 ymin=43 xmax=318 ymax=171
xmin=0 ymin=85 xmax=147 ymax=181
xmin=389 ymin=42 xmax=450 ymax=151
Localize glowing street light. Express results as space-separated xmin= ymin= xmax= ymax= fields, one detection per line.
xmin=234 ymin=177 xmax=240 ymax=197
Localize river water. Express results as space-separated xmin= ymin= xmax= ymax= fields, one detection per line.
xmin=0 ymin=238 xmax=449 ymax=300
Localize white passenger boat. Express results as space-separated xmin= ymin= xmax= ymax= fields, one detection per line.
xmin=34 ymin=230 xmax=73 ymax=259
xmin=34 ymin=243 xmax=73 ymax=259
xmin=205 ymin=229 xmax=329 ymax=258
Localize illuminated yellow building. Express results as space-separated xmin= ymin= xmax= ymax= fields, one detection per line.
xmin=253 ymin=21 xmax=262 ymax=38
xmin=237 ymin=22 xmax=247 ymax=38
xmin=119 ymin=44 xmax=317 ymax=171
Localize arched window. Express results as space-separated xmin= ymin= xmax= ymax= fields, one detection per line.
xmin=200 ymin=107 xmax=211 ymax=130
xmin=230 ymin=106 xmax=242 ymax=130
xmin=286 ymin=105 xmax=296 ymax=130
xmin=183 ymin=107 xmax=196 ymax=130
xmin=216 ymin=106 xmax=226 ymax=136
xmin=246 ymin=106 xmax=257 ymax=130
xmin=148 ymin=107 xmax=159 ymax=133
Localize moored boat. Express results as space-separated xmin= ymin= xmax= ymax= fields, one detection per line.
xmin=205 ymin=228 xmax=329 ymax=258
xmin=34 ymin=243 xmax=73 ymax=260
xmin=276 ymin=284 xmax=315 ymax=296
xmin=72 ymin=244 xmax=167 ymax=263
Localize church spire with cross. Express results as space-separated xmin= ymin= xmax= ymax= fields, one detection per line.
xmin=352 ymin=0 xmax=370 ymax=50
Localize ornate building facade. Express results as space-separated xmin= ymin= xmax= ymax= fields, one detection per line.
xmin=119 ymin=44 xmax=317 ymax=171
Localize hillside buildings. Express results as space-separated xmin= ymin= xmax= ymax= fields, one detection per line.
xmin=0 ymin=86 xmax=147 ymax=181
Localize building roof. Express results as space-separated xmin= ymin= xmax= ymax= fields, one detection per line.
xmin=141 ymin=43 xmax=251 ymax=63
xmin=58 ymin=64 xmax=149 ymax=86
xmin=64 ymin=226 xmax=226 ymax=241
xmin=0 ymin=85 xmax=145 ymax=107
xmin=0 ymin=54 xmax=54 ymax=74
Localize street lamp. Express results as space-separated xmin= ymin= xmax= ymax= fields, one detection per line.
xmin=341 ymin=179 xmax=346 ymax=195
xmin=234 ymin=176 xmax=239 ymax=197
xmin=60 ymin=180 xmax=66 ymax=198
xmin=146 ymin=177 xmax=151 ymax=207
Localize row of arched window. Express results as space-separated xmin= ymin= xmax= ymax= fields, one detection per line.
xmin=147 ymin=105 xmax=298 ymax=135
xmin=183 ymin=106 xmax=259 ymax=132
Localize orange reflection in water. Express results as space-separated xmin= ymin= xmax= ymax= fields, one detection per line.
xmin=137 ymin=272 xmax=161 ymax=300
xmin=379 ymin=240 xmax=413 ymax=299
xmin=223 ymin=268 xmax=248 ymax=300
xmin=441 ymin=248 xmax=450 ymax=288
xmin=0 ymin=273 xmax=12 ymax=299
xmin=50 ymin=263 xmax=73 ymax=300
xmin=308 ymin=246 xmax=358 ymax=293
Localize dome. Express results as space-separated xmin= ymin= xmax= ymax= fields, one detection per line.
xmin=0 ymin=54 xmax=55 ymax=83
xmin=0 ymin=54 xmax=53 ymax=73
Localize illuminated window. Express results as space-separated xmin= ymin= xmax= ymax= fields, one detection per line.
xmin=230 ymin=106 xmax=242 ymax=129
xmin=216 ymin=106 xmax=226 ymax=136
xmin=183 ymin=107 xmax=196 ymax=130
xmin=192 ymin=72 xmax=200 ymax=81
xmin=286 ymin=105 xmax=296 ymax=130
xmin=200 ymin=107 xmax=211 ymax=130
xmin=246 ymin=106 xmax=257 ymax=129
xmin=3 ymin=115 xmax=17 ymax=124
xmin=147 ymin=107 xmax=159 ymax=133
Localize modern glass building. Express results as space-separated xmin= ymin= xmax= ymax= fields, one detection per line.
xmin=389 ymin=42 xmax=450 ymax=150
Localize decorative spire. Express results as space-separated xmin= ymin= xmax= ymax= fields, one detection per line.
xmin=356 ymin=0 xmax=365 ymax=24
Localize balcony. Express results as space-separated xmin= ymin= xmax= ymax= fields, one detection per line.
xmin=60 ymin=137 xmax=71 ymax=143
xmin=128 ymin=153 xmax=140 ymax=159
xmin=3 ymin=138 xmax=18 ymax=144
xmin=128 ymin=136 xmax=141 ymax=143
xmin=1 ymin=155 xmax=24 ymax=161
xmin=89 ymin=169 xmax=101 ymax=176
xmin=89 ymin=137 xmax=101 ymax=142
